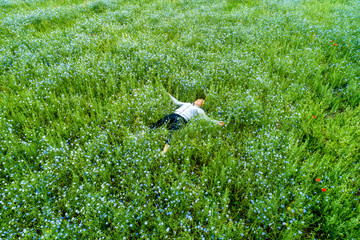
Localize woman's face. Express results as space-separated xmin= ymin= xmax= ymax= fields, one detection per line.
xmin=194 ymin=99 xmax=204 ymax=107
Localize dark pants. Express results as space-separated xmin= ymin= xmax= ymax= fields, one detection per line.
xmin=150 ymin=113 xmax=187 ymax=144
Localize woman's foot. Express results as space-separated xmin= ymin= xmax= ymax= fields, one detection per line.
xmin=161 ymin=144 xmax=170 ymax=155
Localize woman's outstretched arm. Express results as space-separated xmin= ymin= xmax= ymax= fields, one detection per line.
xmin=198 ymin=109 xmax=225 ymax=126
xmin=167 ymin=93 xmax=187 ymax=107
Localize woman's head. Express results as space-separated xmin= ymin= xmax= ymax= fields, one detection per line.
xmin=194 ymin=99 xmax=204 ymax=107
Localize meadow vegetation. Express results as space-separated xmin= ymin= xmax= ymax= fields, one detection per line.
xmin=0 ymin=0 xmax=359 ymax=239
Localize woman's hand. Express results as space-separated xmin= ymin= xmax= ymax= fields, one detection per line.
xmin=219 ymin=121 xmax=225 ymax=126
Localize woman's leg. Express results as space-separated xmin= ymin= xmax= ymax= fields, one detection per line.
xmin=149 ymin=114 xmax=173 ymax=130
xmin=151 ymin=114 xmax=186 ymax=155
xmin=164 ymin=115 xmax=187 ymax=144
xmin=161 ymin=117 xmax=186 ymax=155
xmin=161 ymin=143 xmax=170 ymax=155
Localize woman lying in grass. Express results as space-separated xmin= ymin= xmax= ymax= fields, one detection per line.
xmin=148 ymin=92 xmax=225 ymax=155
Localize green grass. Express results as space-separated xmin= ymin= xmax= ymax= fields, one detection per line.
xmin=1 ymin=0 xmax=360 ymax=239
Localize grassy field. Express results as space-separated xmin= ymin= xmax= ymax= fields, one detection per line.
xmin=1 ymin=0 xmax=360 ymax=239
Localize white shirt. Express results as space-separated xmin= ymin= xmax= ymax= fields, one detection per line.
xmin=169 ymin=95 xmax=220 ymax=124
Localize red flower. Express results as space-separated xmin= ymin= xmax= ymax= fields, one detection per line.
xmin=334 ymin=43 xmax=337 ymax=46
xmin=330 ymin=40 xmax=333 ymax=43
xmin=316 ymin=178 xmax=321 ymax=182
xmin=322 ymin=188 xmax=326 ymax=192
xmin=313 ymin=116 xmax=316 ymax=118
